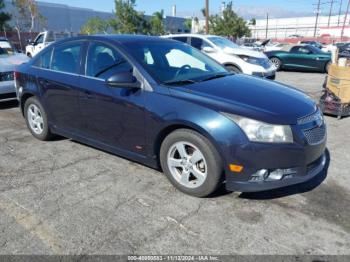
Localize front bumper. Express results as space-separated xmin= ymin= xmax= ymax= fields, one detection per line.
xmin=226 ymin=152 xmax=326 ymax=192
xmin=252 ymin=70 xmax=276 ymax=80
xmin=224 ymin=116 xmax=327 ymax=192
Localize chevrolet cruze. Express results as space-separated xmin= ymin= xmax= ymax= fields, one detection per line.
xmin=15 ymin=35 xmax=327 ymax=197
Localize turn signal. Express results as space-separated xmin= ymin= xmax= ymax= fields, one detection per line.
xmin=229 ymin=164 xmax=244 ymax=173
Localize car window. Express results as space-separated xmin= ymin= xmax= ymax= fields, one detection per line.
xmin=34 ymin=49 xmax=52 ymax=69
xmin=126 ymin=42 xmax=227 ymax=84
xmin=190 ymin=37 xmax=211 ymax=51
xmin=35 ymin=34 xmax=44 ymax=45
xmin=86 ymin=42 xmax=132 ymax=79
xmin=166 ymin=49 xmax=206 ymax=71
xmin=51 ymin=43 xmax=82 ymax=74
xmin=172 ymin=37 xmax=188 ymax=44
xmin=291 ymin=46 xmax=311 ymax=54
xmin=298 ymin=47 xmax=311 ymax=54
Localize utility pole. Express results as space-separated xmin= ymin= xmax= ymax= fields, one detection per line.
xmin=265 ymin=13 xmax=269 ymax=39
xmin=205 ymin=0 xmax=209 ymax=34
xmin=328 ymin=0 xmax=336 ymax=26
xmin=338 ymin=0 xmax=343 ymax=25
xmin=314 ymin=0 xmax=322 ymax=37
xmin=341 ymin=0 xmax=350 ymax=40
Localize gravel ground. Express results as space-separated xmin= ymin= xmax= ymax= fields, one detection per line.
xmin=0 ymin=72 xmax=349 ymax=255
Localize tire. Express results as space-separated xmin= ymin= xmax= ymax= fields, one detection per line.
xmin=160 ymin=129 xmax=223 ymax=197
xmin=325 ymin=61 xmax=331 ymax=74
xmin=270 ymin=57 xmax=282 ymax=71
xmin=225 ymin=65 xmax=242 ymax=74
xmin=24 ymin=97 xmax=54 ymax=141
xmin=27 ymin=53 xmax=32 ymax=58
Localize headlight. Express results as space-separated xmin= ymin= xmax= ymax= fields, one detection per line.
xmin=223 ymin=113 xmax=294 ymax=143
xmin=238 ymin=55 xmax=262 ymax=65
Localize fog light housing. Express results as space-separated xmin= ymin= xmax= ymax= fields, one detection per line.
xmin=250 ymin=168 xmax=297 ymax=182
xmin=250 ymin=169 xmax=269 ymax=182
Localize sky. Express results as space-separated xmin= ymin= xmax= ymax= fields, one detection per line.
xmin=39 ymin=0 xmax=345 ymax=19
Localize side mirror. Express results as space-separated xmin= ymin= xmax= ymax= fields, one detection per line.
xmin=202 ymin=46 xmax=215 ymax=53
xmin=106 ymin=72 xmax=141 ymax=89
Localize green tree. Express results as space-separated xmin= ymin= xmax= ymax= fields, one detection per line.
xmin=150 ymin=10 xmax=164 ymax=35
xmin=184 ymin=18 xmax=192 ymax=32
xmin=12 ymin=0 xmax=44 ymax=32
xmin=0 ymin=0 xmax=11 ymax=30
xmin=111 ymin=0 xmax=149 ymax=34
xmin=81 ymin=17 xmax=110 ymax=35
xmin=250 ymin=18 xmax=256 ymax=26
xmin=209 ymin=1 xmax=251 ymax=38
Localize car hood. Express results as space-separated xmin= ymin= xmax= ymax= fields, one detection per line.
xmin=0 ymin=53 xmax=29 ymax=71
xmin=170 ymin=74 xmax=316 ymax=125
xmin=223 ymin=47 xmax=267 ymax=58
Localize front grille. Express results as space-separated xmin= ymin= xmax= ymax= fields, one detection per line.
xmin=298 ymin=109 xmax=326 ymax=145
xmin=303 ymin=124 xmax=326 ymax=145
xmin=0 ymin=71 xmax=14 ymax=82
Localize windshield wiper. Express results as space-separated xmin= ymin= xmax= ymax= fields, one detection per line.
xmin=163 ymin=79 xmax=197 ymax=86
xmin=199 ymin=73 xmax=233 ymax=82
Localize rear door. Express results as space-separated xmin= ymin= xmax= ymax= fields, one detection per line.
xmin=36 ymin=41 xmax=84 ymax=133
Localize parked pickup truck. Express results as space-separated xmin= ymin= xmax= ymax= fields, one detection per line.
xmin=25 ymin=31 xmax=73 ymax=58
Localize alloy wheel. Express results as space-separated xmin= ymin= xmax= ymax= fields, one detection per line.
xmin=27 ymin=104 xmax=44 ymax=135
xmin=167 ymin=141 xmax=207 ymax=189
xmin=270 ymin=57 xmax=281 ymax=70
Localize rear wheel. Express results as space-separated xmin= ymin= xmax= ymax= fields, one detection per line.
xmin=27 ymin=53 xmax=32 ymax=58
xmin=160 ymin=129 xmax=223 ymax=197
xmin=24 ymin=97 xmax=54 ymax=141
xmin=225 ymin=65 xmax=242 ymax=74
xmin=270 ymin=57 xmax=282 ymax=71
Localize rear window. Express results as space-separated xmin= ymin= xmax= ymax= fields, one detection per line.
xmin=51 ymin=42 xmax=82 ymax=74
xmin=172 ymin=37 xmax=188 ymax=44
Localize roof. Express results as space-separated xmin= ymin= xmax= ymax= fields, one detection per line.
xmin=163 ymin=34 xmax=219 ymax=39
xmin=53 ymin=34 xmax=176 ymax=46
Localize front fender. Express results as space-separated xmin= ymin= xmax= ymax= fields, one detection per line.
xmin=145 ymin=91 xmax=248 ymax=169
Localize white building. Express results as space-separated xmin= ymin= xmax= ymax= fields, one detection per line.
xmin=250 ymin=14 xmax=350 ymax=39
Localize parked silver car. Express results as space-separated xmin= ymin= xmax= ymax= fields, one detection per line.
xmin=0 ymin=37 xmax=29 ymax=102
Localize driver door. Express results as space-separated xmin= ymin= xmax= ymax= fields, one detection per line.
xmin=288 ymin=46 xmax=315 ymax=70
xmin=33 ymin=33 xmax=45 ymax=55
xmin=78 ymin=41 xmax=146 ymax=155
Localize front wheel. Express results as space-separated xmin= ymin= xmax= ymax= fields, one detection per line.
xmin=24 ymin=97 xmax=54 ymax=141
xmin=270 ymin=57 xmax=282 ymax=71
xmin=160 ymin=129 xmax=223 ymax=197
xmin=225 ymin=65 xmax=242 ymax=74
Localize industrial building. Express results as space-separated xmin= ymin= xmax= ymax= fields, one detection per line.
xmin=3 ymin=0 xmax=188 ymax=34
xmin=250 ymin=14 xmax=350 ymax=39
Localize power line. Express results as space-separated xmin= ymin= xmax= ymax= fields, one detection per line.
xmin=341 ymin=0 xmax=350 ymax=39
xmin=314 ymin=0 xmax=322 ymax=36
xmin=328 ymin=0 xmax=337 ymax=26
xmin=338 ymin=0 xmax=343 ymax=26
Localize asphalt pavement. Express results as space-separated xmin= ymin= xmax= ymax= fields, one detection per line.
xmin=0 ymin=72 xmax=349 ymax=255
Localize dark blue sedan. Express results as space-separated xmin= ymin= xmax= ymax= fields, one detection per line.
xmin=15 ymin=35 xmax=327 ymax=197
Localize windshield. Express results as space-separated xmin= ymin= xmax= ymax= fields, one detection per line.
xmin=0 ymin=40 xmax=15 ymax=55
xmin=125 ymin=41 xmax=228 ymax=85
xmin=208 ymin=37 xmax=240 ymax=49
